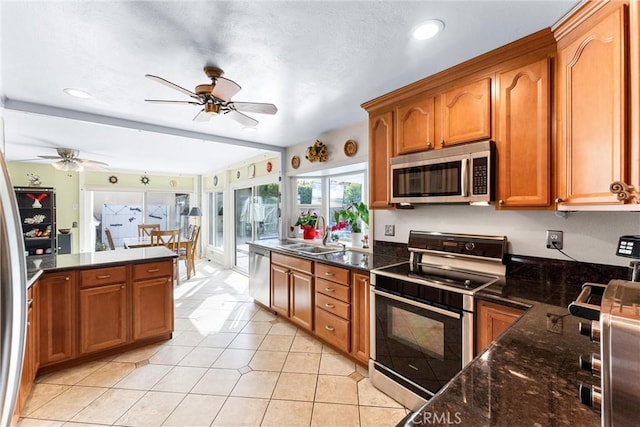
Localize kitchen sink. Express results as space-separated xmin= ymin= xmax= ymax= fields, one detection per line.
xmin=276 ymin=242 xmax=344 ymax=256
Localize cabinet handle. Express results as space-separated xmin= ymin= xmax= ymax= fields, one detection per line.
xmin=325 ymin=287 xmax=334 ymax=292
xmin=324 ymin=325 xmax=335 ymax=332
xmin=325 ymin=303 xmax=335 ymax=309
xmin=147 ymin=268 xmax=160 ymax=273
xmin=96 ymin=274 xmax=111 ymax=279
xmin=65 ymin=276 xmax=70 ymax=281
xmin=441 ymin=139 xmax=446 ymax=148
xmin=121 ymin=285 xmax=125 ymax=289
xmin=555 ymin=198 xmax=564 ymax=203
xmin=498 ymin=200 xmax=504 ymax=205
xmin=324 ymin=272 xmax=334 ymax=276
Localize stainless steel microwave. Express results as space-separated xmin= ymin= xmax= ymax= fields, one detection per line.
xmin=390 ymin=140 xmax=495 ymax=204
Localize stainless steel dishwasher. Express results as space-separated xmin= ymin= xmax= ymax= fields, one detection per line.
xmin=249 ymin=245 xmax=270 ymax=307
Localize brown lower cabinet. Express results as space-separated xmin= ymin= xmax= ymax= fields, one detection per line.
xmin=39 ymin=271 xmax=76 ymax=366
xmin=14 ymin=282 xmax=39 ymax=422
xmin=475 ymin=299 xmax=524 ymax=355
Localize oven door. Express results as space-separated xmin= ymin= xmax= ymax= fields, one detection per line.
xmin=372 ymin=288 xmax=464 ymax=397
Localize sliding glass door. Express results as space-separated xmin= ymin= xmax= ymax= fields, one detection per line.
xmin=234 ymin=183 xmax=279 ymax=273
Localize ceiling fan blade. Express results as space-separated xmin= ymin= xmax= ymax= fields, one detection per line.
xmin=77 ymin=159 xmax=109 ymax=169
xmin=225 ymin=110 xmax=259 ymax=127
xmin=145 ymin=74 xmax=200 ymax=101
xmin=193 ymin=109 xmax=212 ymax=122
xmin=38 ymin=155 xmax=63 ymax=160
xmin=232 ymin=102 xmax=278 ymax=115
xmin=145 ymin=99 xmax=203 ymax=106
xmin=211 ymin=76 xmax=241 ymax=101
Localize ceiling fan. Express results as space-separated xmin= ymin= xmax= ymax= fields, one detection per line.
xmin=38 ymin=148 xmax=109 ymax=172
xmin=144 ymin=66 xmax=278 ymax=127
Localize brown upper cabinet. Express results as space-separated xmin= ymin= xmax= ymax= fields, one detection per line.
xmin=368 ymin=111 xmax=394 ymax=209
xmin=555 ymin=1 xmax=631 ymax=208
xmin=395 ymin=96 xmax=436 ymax=154
xmin=440 ymin=78 xmax=492 ymax=147
xmin=496 ymin=57 xmax=552 ymax=208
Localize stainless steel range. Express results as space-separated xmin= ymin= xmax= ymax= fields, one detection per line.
xmin=369 ymin=231 xmax=507 ymax=410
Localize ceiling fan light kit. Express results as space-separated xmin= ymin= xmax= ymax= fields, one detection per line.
xmin=38 ymin=148 xmax=108 ymax=172
xmin=145 ymin=66 xmax=277 ymax=127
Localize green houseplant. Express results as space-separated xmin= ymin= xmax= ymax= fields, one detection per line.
xmin=294 ymin=209 xmax=319 ymax=239
xmin=333 ymin=202 xmax=369 ymax=233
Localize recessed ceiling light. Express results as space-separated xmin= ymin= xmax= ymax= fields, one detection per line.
xmin=412 ymin=19 xmax=444 ymax=40
xmin=63 ymin=88 xmax=93 ymax=99
xmin=242 ymin=126 xmax=257 ymax=133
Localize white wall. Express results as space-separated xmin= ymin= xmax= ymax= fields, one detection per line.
xmin=374 ymin=207 xmax=640 ymax=266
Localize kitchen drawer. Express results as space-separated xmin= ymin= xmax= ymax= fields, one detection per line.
xmin=80 ymin=266 xmax=127 ymax=288
xmin=133 ymin=261 xmax=173 ymax=280
xmin=315 ymin=263 xmax=350 ymax=285
xmin=315 ymin=308 xmax=350 ymax=353
xmin=316 ymin=278 xmax=350 ymax=303
xmin=316 ymin=292 xmax=350 ymax=320
xmin=272 ymin=252 xmax=313 ymax=274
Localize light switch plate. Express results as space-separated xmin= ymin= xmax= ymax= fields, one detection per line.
xmin=384 ymin=224 xmax=395 ymax=236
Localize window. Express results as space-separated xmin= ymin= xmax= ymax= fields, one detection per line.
xmin=293 ymin=170 xmax=366 ymax=241
xmin=209 ymin=191 xmax=223 ymax=249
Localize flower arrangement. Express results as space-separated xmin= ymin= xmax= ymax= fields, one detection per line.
xmin=332 ymin=202 xmax=369 ymax=233
xmin=305 ymin=139 xmax=328 ymax=162
xmin=294 ymin=209 xmax=318 ymax=228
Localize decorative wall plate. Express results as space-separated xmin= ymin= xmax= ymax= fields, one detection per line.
xmin=291 ymin=155 xmax=300 ymax=169
xmin=266 ymin=161 xmax=273 ymax=173
xmin=248 ymin=163 xmax=256 ymax=178
xmin=213 ymin=175 xmax=218 ymax=186
xmin=140 ymin=175 xmax=150 ymax=185
xmin=108 ymin=175 xmax=118 ymax=184
xmin=344 ymin=139 xmax=358 ymax=157
xmin=236 ymin=170 xmax=241 ymax=179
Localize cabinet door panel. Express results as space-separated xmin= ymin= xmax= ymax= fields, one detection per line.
xmin=441 ymin=78 xmax=491 ymax=145
xmin=79 ymin=284 xmax=128 ymax=354
xmin=270 ymin=264 xmax=290 ymax=317
xmin=497 ymin=58 xmax=551 ymax=207
xmin=369 ymin=111 xmax=394 ymax=209
xmin=557 ymin=4 xmax=627 ymax=205
xmin=290 ymin=271 xmax=313 ymax=331
xmin=351 ymin=273 xmax=370 ymax=363
xmin=132 ymin=277 xmax=173 ymax=340
xmin=39 ymin=272 xmax=76 ymax=366
xmin=476 ymin=300 xmax=523 ymax=355
xmin=396 ymin=97 xmax=436 ymax=154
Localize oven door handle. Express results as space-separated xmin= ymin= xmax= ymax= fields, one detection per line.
xmin=372 ymin=288 xmax=461 ymax=319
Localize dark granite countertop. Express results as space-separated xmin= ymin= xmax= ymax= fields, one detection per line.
xmin=402 ymin=255 xmax=630 ymax=426
xmin=248 ymin=239 xmax=404 ymax=272
xmin=26 ymin=247 xmax=177 ymax=288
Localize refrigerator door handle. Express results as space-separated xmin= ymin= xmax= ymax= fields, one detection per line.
xmin=0 ymin=150 xmax=28 ymax=425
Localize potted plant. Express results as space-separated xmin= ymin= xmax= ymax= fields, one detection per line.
xmin=332 ymin=202 xmax=369 ymax=246
xmin=294 ymin=209 xmax=319 ymax=239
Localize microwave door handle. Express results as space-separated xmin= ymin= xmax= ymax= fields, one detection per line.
xmin=461 ymin=158 xmax=469 ymax=197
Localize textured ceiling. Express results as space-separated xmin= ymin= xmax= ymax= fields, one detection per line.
xmin=0 ymin=0 xmax=579 ymax=175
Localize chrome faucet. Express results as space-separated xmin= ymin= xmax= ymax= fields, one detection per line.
xmin=323 ymin=226 xmax=346 ymax=250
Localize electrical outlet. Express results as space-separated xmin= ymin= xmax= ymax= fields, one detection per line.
xmin=546 ymin=230 xmax=563 ymax=250
xmin=384 ymin=224 xmax=395 ymax=236
xmin=546 ymin=313 xmax=563 ymax=334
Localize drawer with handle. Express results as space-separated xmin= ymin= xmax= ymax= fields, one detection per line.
xmin=316 ymin=278 xmax=350 ymax=303
xmin=133 ymin=261 xmax=173 ymax=280
xmin=80 ymin=266 xmax=127 ymax=288
xmin=315 ymin=263 xmax=350 ymax=285
xmin=315 ymin=307 xmax=350 ymax=353
xmin=316 ymin=292 xmax=350 ymax=320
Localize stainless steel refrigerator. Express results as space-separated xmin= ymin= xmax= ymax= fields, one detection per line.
xmin=0 ymin=150 xmax=28 ymax=425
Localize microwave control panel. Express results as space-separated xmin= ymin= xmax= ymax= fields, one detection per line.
xmin=472 ymin=157 xmax=488 ymax=195
xmin=616 ymin=235 xmax=640 ymax=258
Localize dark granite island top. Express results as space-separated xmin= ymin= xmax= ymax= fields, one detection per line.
xmin=26 ymin=247 xmax=177 ymax=287
xmin=401 ymin=255 xmax=630 ymax=427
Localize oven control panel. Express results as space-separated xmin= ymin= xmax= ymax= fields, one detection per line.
xmin=616 ymin=235 xmax=640 ymax=258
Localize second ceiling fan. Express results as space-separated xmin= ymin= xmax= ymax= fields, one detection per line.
xmin=145 ymin=66 xmax=277 ymax=127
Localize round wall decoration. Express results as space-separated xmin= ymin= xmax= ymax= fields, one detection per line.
xmin=344 ymin=139 xmax=358 ymax=157
xmin=213 ymin=175 xmax=218 ymax=186
xmin=248 ymin=163 xmax=256 ymax=178
xmin=108 ymin=175 xmax=118 ymax=184
xmin=236 ymin=170 xmax=241 ymax=179
xmin=291 ymin=155 xmax=300 ymax=169
xmin=169 ymin=179 xmax=177 ymax=188
xmin=266 ymin=161 xmax=273 ymax=173
xmin=140 ymin=175 xmax=150 ymax=185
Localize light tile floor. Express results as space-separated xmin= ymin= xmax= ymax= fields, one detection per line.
xmin=18 ymin=261 xmax=408 ymax=426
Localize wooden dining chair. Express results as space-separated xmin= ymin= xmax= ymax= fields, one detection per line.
xmin=179 ymin=224 xmax=200 ymax=279
xmin=104 ymin=228 xmax=116 ymax=250
xmin=151 ymin=229 xmax=180 ymax=285
xmin=138 ymin=223 xmax=160 ymax=238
